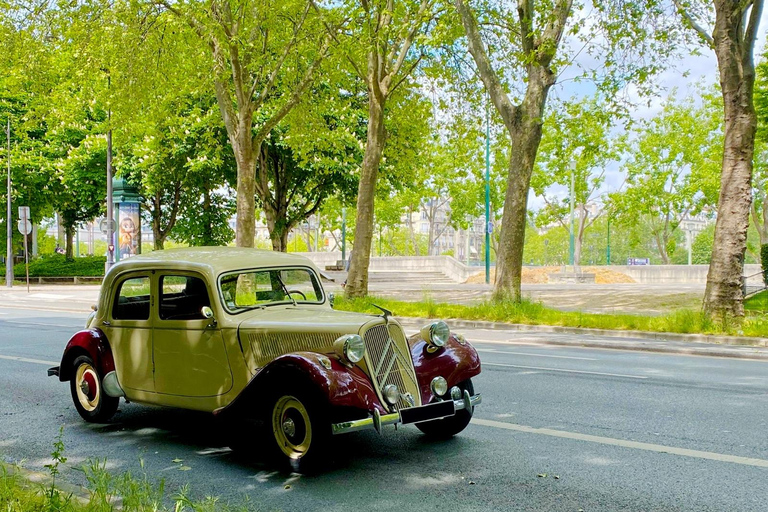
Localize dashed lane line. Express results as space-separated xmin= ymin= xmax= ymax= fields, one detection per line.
xmin=484 ymin=361 xmax=647 ymax=379
xmin=0 ymin=354 xmax=58 ymax=366
xmin=472 ymin=418 xmax=768 ymax=468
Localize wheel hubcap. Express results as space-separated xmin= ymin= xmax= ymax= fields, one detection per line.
xmin=75 ymin=363 xmax=100 ymax=412
xmin=272 ymin=396 xmax=312 ymax=459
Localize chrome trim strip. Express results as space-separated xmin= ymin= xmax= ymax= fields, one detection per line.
xmin=331 ymin=394 xmax=482 ymax=435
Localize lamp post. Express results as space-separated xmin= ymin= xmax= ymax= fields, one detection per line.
xmin=569 ymin=163 xmax=575 ymax=268
xmin=484 ymin=93 xmax=491 ymax=285
xmin=5 ymin=118 xmax=11 ymax=288
xmin=606 ymin=215 xmax=611 ymax=265
xmin=105 ymin=73 xmax=115 ymax=272
xmin=341 ymin=207 xmax=346 ymax=261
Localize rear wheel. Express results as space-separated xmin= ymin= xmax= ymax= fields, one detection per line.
xmin=416 ymin=379 xmax=474 ymax=439
xmin=69 ymin=355 xmax=119 ymax=422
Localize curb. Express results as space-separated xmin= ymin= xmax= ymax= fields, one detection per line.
xmin=396 ymin=316 xmax=768 ymax=361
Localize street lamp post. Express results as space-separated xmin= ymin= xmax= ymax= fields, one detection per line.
xmin=105 ymin=73 xmax=115 ymax=272
xmin=606 ymin=215 xmax=611 ymax=265
xmin=484 ymin=93 xmax=491 ymax=285
xmin=5 ymin=118 xmax=11 ymax=288
xmin=569 ymin=163 xmax=575 ymax=268
xmin=341 ymin=207 xmax=346 ymax=261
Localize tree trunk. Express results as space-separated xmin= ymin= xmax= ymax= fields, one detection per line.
xmin=494 ymin=121 xmax=544 ymax=300
xmin=270 ymin=230 xmax=289 ymax=252
xmin=702 ymin=1 xmax=760 ymax=318
xmin=234 ymin=145 xmax=256 ymax=248
xmin=64 ymin=224 xmax=74 ymax=260
xmin=345 ymin=92 xmax=386 ymax=299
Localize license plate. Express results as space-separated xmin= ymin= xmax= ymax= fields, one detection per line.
xmin=400 ymin=400 xmax=456 ymax=424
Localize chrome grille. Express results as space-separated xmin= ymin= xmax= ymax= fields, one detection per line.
xmin=363 ymin=323 xmax=421 ymax=411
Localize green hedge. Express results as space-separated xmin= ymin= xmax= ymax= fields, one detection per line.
xmin=13 ymin=254 xmax=106 ymax=277
xmin=762 ymin=244 xmax=768 ymax=286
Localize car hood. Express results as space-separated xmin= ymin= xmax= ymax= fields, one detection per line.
xmin=236 ymin=306 xmax=385 ymax=371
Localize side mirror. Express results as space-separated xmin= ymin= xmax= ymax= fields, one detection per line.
xmin=329 ymin=293 xmax=335 ymax=308
xmin=91 ymin=304 xmax=98 ymax=312
xmin=201 ymin=306 xmax=216 ymax=326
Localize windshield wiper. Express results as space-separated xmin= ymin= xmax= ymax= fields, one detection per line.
xmin=275 ymin=274 xmax=297 ymax=306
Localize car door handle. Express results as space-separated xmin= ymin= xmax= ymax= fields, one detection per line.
xmin=102 ymin=320 xmax=111 ymax=326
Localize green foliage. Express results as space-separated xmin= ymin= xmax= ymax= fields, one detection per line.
xmin=745 ymin=290 xmax=768 ymax=314
xmin=336 ymin=296 xmax=768 ymax=338
xmin=762 ymin=244 xmax=768 ymax=286
xmin=14 ymin=254 xmax=105 ymax=277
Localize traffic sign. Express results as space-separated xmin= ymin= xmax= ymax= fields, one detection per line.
xmin=99 ymin=218 xmax=116 ymax=235
xmin=18 ymin=206 xmax=30 ymax=219
xmin=17 ymin=220 xmax=32 ymax=235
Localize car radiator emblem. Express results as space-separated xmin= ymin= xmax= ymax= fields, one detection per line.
xmin=374 ymin=337 xmax=412 ymax=390
xmin=401 ymin=392 xmax=416 ymax=407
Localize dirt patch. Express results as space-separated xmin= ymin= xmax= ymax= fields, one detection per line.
xmin=466 ymin=266 xmax=635 ymax=285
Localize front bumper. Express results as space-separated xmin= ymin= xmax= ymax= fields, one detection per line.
xmin=331 ymin=391 xmax=482 ymax=435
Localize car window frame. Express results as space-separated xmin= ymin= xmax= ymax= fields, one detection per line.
xmin=110 ymin=273 xmax=153 ymax=322
xmin=156 ymin=271 xmax=213 ymax=323
xmin=217 ymin=265 xmax=326 ymax=315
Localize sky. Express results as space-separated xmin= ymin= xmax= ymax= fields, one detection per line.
xmin=524 ymin=10 xmax=768 ymax=212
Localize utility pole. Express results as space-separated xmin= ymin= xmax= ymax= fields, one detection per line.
xmin=569 ymin=164 xmax=575 ymax=268
xmin=105 ymin=73 xmax=115 ymax=272
xmin=341 ymin=207 xmax=346 ymax=261
xmin=5 ymin=118 xmax=11 ymax=288
xmin=484 ymin=93 xmax=491 ymax=285
xmin=606 ymin=215 xmax=611 ymax=265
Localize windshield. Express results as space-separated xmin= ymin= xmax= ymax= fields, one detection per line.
xmin=218 ymin=267 xmax=324 ymax=313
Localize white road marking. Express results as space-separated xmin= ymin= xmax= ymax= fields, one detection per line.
xmin=472 ymin=418 xmax=768 ymax=468
xmin=484 ymin=362 xmax=647 ymax=379
xmin=0 ymin=354 xmax=58 ymax=366
xmin=475 ymin=348 xmax=597 ymax=361
xmin=3 ymin=320 xmax=80 ymax=328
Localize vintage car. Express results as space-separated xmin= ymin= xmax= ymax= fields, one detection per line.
xmin=48 ymin=247 xmax=482 ymax=470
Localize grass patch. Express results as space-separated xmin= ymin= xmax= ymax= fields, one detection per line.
xmin=744 ymin=290 xmax=768 ymax=313
xmin=336 ymin=296 xmax=768 ymax=338
xmin=0 ymin=427 xmax=255 ymax=512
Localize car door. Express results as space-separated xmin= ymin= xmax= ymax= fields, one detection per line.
xmin=101 ymin=273 xmax=155 ymax=393
xmin=152 ymin=273 xmax=233 ymax=397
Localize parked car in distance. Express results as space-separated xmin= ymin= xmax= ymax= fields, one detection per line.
xmin=48 ymin=247 xmax=482 ymax=471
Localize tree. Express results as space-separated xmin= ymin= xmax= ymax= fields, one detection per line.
xmin=453 ymin=0 xmax=680 ymax=301
xmin=752 ymin=49 xmax=768 ymax=247
xmin=157 ymin=0 xmax=333 ymax=247
xmin=340 ymin=0 xmax=439 ymax=298
xmin=674 ymin=0 xmax=765 ymax=317
xmin=612 ymin=93 xmax=722 ymax=263
xmin=531 ymin=97 xmax=621 ymax=265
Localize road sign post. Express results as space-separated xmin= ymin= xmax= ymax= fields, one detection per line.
xmin=17 ymin=206 xmax=30 ymax=292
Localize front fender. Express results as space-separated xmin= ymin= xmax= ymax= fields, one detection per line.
xmin=218 ymin=351 xmax=386 ymax=420
xmin=58 ymin=328 xmax=115 ymax=382
xmin=410 ymin=333 xmax=481 ymax=405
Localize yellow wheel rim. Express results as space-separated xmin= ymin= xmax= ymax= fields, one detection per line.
xmin=75 ymin=363 xmax=100 ymax=412
xmin=272 ymin=395 xmax=312 ymax=459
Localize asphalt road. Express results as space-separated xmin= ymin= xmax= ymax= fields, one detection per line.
xmin=1 ymin=307 xmax=767 ymax=511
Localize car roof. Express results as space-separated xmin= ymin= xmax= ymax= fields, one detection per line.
xmin=107 ymin=247 xmax=318 ymax=281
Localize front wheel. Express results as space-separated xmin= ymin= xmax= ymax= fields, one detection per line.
xmin=266 ymin=381 xmax=330 ymax=473
xmin=69 ymin=355 xmax=119 ymax=422
xmin=416 ymin=379 xmax=474 ymax=439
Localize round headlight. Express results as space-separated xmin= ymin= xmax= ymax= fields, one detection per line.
xmin=430 ymin=376 xmax=448 ymax=397
xmin=383 ymin=384 xmax=399 ymax=405
xmin=334 ymin=334 xmax=365 ymax=363
xmin=420 ymin=321 xmax=450 ymax=347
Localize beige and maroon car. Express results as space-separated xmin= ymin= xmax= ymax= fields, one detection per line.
xmin=49 ymin=247 xmax=482 ymax=470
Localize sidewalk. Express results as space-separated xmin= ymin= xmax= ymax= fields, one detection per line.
xmin=1 ymin=283 xmax=766 ymax=360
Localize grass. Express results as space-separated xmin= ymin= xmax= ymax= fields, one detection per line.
xmin=335 ymin=296 xmax=768 ymax=338
xmin=0 ymin=428 xmax=255 ymax=512
xmin=745 ymin=290 xmax=768 ymax=314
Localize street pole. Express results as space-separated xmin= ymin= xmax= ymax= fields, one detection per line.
xmin=341 ymin=207 xmax=346 ymax=261
xmin=484 ymin=93 xmax=491 ymax=285
xmin=105 ymin=74 xmax=115 ymax=273
xmin=5 ymin=118 xmax=11 ymax=288
xmin=687 ymin=229 xmax=692 ymax=266
xmin=606 ymin=215 xmax=611 ymax=265
xmin=569 ymin=164 xmax=575 ymax=268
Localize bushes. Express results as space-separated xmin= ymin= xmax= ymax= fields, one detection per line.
xmin=13 ymin=254 xmax=105 ymax=277
xmin=761 ymin=244 xmax=768 ymax=286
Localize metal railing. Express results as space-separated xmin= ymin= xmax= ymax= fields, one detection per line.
xmin=742 ymin=271 xmax=768 ymax=298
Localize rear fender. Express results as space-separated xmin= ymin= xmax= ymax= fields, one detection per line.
xmin=218 ymin=351 xmax=386 ymax=420
xmin=58 ymin=328 xmax=115 ymax=382
xmin=409 ymin=333 xmax=481 ymax=404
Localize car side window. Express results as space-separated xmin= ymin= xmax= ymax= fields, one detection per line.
xmin=113 ymin=277 xmax=150 ymax=320
xmin=159 ymin=275 xmax=211 ymax=320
